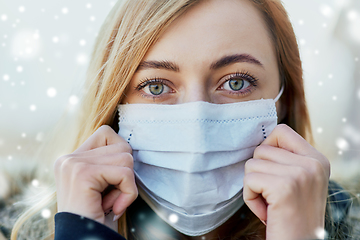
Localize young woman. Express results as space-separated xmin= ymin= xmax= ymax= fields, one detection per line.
xmin=10 ymin=0 xmax=354 ymax=239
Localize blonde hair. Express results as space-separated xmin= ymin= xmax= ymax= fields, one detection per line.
xmin=12 ymin=0 xmax=316 ymax=239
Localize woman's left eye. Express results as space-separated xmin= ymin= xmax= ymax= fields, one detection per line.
xmin=223 ymin=79 xmax=249 ymax=91
xmin=219 ymin=72 xmax=257 ymax=93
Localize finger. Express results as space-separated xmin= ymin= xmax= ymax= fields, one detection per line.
xmin=74 ymin=142 xmax=133 ymax=158
xmin=245 ymin=158 xmax=294 ymax=176
xmin=102 ymin=188 xmax=122 ymax=211
xmin=261 ymin=124 xmax=330 ymax=177
xmin=243 ymin=172 xmax=272 ymax=221
xmin=262 ymin=124 xmax=316 ymax=157
xmin=55 ymin=152 xmax=134 ymax=179
xmin=254 ymin=144 xmax=313 ymax=168
xmin=67 ymin=152 xmax=134 ymax=168
xmin=93 ymin=166 xmax=138 ymax=215
xmin=74 ymin=125 xmax=131 ymax=153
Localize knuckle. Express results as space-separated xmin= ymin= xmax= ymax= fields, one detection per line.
xmin=130 ymin=187 xmax=139 ymax=200
xmin=253 ymin=145 xmax=267 ymax=158
xmin=281 ymin=177 xmax=297 ymax=196
xmin=244 ymin=159 xmax=256 ymax=173
xmin=121 ymin=152 xmax=134 ymax=168
xmin=54 ymin=154 xmax=74 ymax=173
xmin=242 ymin=173 xmax=253 ymax=186
xmin=292 ymin=167 xmax=308 ymax=185
xmin=273 ymin=124 xmax=290 ymax=135
xmin=71 ymin=162 xmax=89 ymax=177
xmin=122 ymin=166 xmax=134 ymax=177
xmin=123 ymin=143 xmax=133 ymax=154
xmin=98 ymin=125 xmax=112 ymax=132
xmin=117 ymin=141 xmax=132 ymax=154
xmin=97 ymin=125 xmax=114 ymax=136
xmin=311 ymin=159 xmax=329 ymax=182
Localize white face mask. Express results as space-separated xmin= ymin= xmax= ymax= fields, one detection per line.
xmin=117 ymin=87 xmax=283 ymax=236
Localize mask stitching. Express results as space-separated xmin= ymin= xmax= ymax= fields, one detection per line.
xmin=127 ymin=130 xmax=133 ymax=143
xmin=262 ymin=125 xmax=267 ymax=139
xmin=119 ymin=115 xmax=277 ymax=124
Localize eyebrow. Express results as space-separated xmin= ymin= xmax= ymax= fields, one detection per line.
xmin=136 ymin=54 xmax=263 ymax=72
xmin=137 ymin=60 xmax=180 ymax=72
xmin=210 ymin=54 xmax=264 ymax=70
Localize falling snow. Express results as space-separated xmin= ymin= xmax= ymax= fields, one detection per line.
xmin=320 ymin=5 xmax=333 ymax=17
xmin=47 ymin=87 xmax=57 ymax=97
xmin=315 ymin=228 xmax=328 ymax=239
xmin=32 ymin=179 xmax=40 ymax=187
xmin=80 ymin=39 xmax=86 ymax=46
xmin=19 ymin=6 xmax=25 ymax=13
xmin=169 ymin=214 xmax=178 ymax=223
xmin=336 ymin=138 xmax=350 ymax=151
xmin=76 ymin=53 xmax=88 ymax=65
xmin=0 ymin=3 xmax=359 ymax=234
xmin=347 ymin=10 xmax=358 ymax=21
xmin=41 ymin=209 xmax=51 ymax=219
xmin=69 ymin=95 xmax=79 ymax=105
xmin=30 ymin=104 xmax=37 ymax=111
xmin=52 ymin=36 xmax=59 ymax=43
xmin=62 ymin=8 xmax=69 ymax=14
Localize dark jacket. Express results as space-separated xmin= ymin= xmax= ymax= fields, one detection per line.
xmin=51 ymin=180 xmax=354 ymax=240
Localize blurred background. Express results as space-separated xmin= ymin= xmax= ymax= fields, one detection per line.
xmin=0 ymin=0 xmax=359 ymax=183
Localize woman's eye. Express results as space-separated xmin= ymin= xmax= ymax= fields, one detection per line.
xmin=141 ymin=81 xmax=172 ymax=96
xmin=147 ymin=83 xmax=164 ymax=95
xmin=223 ymin=78 xmax=250 ymax=91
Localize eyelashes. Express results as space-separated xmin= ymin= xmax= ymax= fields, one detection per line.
xmin=134 ymin=71 xmax=258 ymax=98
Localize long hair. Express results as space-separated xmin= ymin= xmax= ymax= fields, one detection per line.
xmin=11 ymin=0 xmax=330 ymax=239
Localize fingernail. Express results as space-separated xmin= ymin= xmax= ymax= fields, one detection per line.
xmin=260 ymin=219 xmax=267 ymax=226
xmin=113 ymin=214 xmax=121 ymax=222
xmin=113 ymin=210 xmax=125 ymax=222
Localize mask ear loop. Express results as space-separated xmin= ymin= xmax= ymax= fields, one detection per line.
xmin=274 ymin=85 xmax=284 ymax=103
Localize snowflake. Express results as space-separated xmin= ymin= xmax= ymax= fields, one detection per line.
xmin=47 ymin=87 xmax=57 ymax=98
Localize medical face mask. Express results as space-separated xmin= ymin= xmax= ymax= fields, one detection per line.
xmin=117 ymin=88 xmax=283 ymax=236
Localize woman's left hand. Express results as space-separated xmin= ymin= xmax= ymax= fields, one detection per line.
xmin=243 ymin=124 xmax=330 ymax=240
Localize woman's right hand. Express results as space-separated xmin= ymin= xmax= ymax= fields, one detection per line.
xmin=54 ymin=125 xmax=138 ymax=224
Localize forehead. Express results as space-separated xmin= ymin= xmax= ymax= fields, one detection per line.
xmin=144 ymin=0 xmax=276 ymax=69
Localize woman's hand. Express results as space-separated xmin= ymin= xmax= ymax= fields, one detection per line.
xmin=54 ymin=125 xmax=138 ymax=224
xmin=243 ymin=124 xmax=330 ymax=240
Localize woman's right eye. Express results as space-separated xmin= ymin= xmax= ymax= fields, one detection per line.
xmin=144 ymin=83 xmax=168 ymax=95
xmin=135 ymin=78 xmax=174 ymax=97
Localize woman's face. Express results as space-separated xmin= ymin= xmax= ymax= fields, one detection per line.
xmin=123 ymin=0 xmax=281 ymax=107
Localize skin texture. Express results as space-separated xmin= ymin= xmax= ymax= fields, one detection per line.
xmin=123 ymin=0 xmax=280 ymax=106
xmin=55 ymin=0 xmax=330 ymax=239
